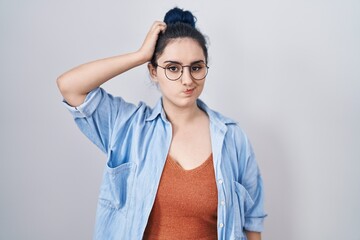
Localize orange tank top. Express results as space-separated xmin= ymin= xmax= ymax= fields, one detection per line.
xmin=143 ymin=154 xmax=218 ymax=240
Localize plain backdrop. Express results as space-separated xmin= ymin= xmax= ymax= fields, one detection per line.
xmin=1 ymin=0 xmax=359 ymax=239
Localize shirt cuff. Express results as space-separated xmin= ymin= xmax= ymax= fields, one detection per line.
xmin=62 ymin=87 xmax=102 ymax=118
xmin=244 ymin=214 xmax=267 ymax=232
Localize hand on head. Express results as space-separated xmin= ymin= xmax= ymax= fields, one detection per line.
xmin=138 ymin=21 xmax=167 ymax=62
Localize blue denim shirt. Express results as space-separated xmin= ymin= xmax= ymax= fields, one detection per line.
xmin=63 ymin=87 xmax=266 ymax=240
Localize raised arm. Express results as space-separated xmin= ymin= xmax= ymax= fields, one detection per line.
xmin=56 ymin=21 xmax=166 ymax=107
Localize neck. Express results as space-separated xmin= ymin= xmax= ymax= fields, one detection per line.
xmin=162 ymin=100 xmax=202 ymax=127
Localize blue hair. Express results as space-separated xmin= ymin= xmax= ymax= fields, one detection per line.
xmin=164 ymin=7 xmax=197 ymax=27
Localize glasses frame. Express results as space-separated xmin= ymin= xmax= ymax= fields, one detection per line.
xmin=156 ymin=62 xmax=209 ymax=81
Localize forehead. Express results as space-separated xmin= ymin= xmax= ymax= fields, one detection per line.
xmin=158 ymin=38 xmax=205 ymax=64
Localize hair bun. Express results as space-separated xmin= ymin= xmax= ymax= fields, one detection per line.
xmin=164 ymin=7 xmax=196 ymax=27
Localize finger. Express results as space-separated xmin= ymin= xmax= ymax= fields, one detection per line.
xmin=159 ymin=24 xmax=167 ymax=33
xmin=154 ymin=21 xmax=166 ymax=26
xmin=151 ymin=21 xmax=166 ymax=31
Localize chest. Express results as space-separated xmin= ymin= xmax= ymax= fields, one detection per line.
xmin=169 ymin=120 xmax=212 ymax=170
xmin=103 ymin=119 xmax=244 ymax=239
xmin=143 ymin=154 xmax=218 ymax=238
xmin=160 ymin=154 xmax=217 ymax=206
xmin=150 ymin=154 xmax=218 ymax=219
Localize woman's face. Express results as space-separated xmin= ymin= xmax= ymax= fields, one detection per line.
xmin=149 ymin=37 xmax=207 ymax=110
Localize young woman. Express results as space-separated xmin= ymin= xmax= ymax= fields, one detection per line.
xmin=57 ymin=7 xmax=266 ymax=240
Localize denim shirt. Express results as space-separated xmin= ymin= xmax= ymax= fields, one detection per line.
xmin=63 ymin=87 xmax=266 ymax=240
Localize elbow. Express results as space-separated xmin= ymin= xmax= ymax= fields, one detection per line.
xmin=56 ymin=74 xmax=86 ymax=107
xmin=56 ymin=74 xmax=65 ymax=92
xmin=56 ymin=74 xmax=74 ymax=104
xmin=56 ymin=73 xmax=71 ymax=96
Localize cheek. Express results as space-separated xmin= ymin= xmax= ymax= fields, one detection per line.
xmin=158 ymin=80 xmax=178 ymax=95
xmin=157 ymin=79 xmax=170 ymax=92
xmin=196 ymin=80 xmax=206 ymax=89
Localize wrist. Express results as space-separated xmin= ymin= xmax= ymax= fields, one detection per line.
xmin=136 ymin=47 xmax=154 ymax=63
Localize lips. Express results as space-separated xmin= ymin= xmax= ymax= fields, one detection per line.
xmin=184 ymin=87 xmax=195 ymax=94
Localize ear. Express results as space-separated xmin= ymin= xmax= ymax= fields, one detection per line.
xmin=148 ymin=63 xmax=158 ymax=83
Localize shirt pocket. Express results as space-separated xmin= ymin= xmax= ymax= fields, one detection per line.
xmin=233 ymin=181 xmax=255 ymax=239
xmin=99 ymin=162 xmax=136 ymax=213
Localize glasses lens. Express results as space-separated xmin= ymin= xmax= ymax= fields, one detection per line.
xmin=165 ymin=63 xmax=182 ymax=81
xmin=190 ymin=63 xmax=208 ymax=80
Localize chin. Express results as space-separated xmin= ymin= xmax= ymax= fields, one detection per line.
xmin=179 ymin=94 xmax=202 ymax=107
xmin=164 ymin=96 xmax=197 ymax=110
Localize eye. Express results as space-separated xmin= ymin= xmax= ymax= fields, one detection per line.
xmin=191 ymin=65 xmax=203 ymax=72
xmin=166 ymin=65 xmax=180 ymax=72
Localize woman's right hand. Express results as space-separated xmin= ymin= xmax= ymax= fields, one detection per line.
xmin=138 ymin=21 xmax=167 ymax=62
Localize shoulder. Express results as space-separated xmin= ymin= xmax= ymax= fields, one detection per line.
xmin=88 ymin=87 xmax=159 ymax=124
xmin=197 ymin=99 xmax=251 ymax=146
xmin=197 ymin=99 xmax=246 ymax=132
xmin=197 ymin=99 xmax=237 ymax=124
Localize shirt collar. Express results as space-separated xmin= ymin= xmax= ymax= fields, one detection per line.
xmin=197 ymin=98 xmax=237 ymax=125
xmin=145 ymin=98 xmax=166 ymax=122
xmin=145 ymin=98 xmax=237 ymax=126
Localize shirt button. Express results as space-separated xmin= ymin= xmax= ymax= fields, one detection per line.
xmin=219 ymin=223 xmax=224 ymax=228
xmin=220 ymin=200 xmax=225 ymax=206
xmin=218 ymin=179 xmax=223 ymax=184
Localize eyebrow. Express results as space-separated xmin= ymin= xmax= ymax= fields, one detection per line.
xmin=163 ymin=60 xmax=205 ymax=65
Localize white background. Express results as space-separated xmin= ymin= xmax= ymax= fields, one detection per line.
xmin=1 ymin=0 xmax=359 ymax=239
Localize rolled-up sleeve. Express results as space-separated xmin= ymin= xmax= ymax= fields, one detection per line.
xmin=62 ymin=87 xmax=137 ymax=154
xmin=239 ymin=135 xmax=267 ymax=232
xmin=63 ymin=87 xmax=103 ymax=118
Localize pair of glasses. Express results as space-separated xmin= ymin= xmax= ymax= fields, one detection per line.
xmin=157 ymin=62 xmax=209 ymax=81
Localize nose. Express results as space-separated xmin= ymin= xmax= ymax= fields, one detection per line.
xmin=180 ymin=67 xmax=194 ymax=85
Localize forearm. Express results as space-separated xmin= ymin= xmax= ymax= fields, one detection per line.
xmin=245 ymin=231 xmax=261 ymax=240
xmin=57 ymin=51 xmax=147 ymax=107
